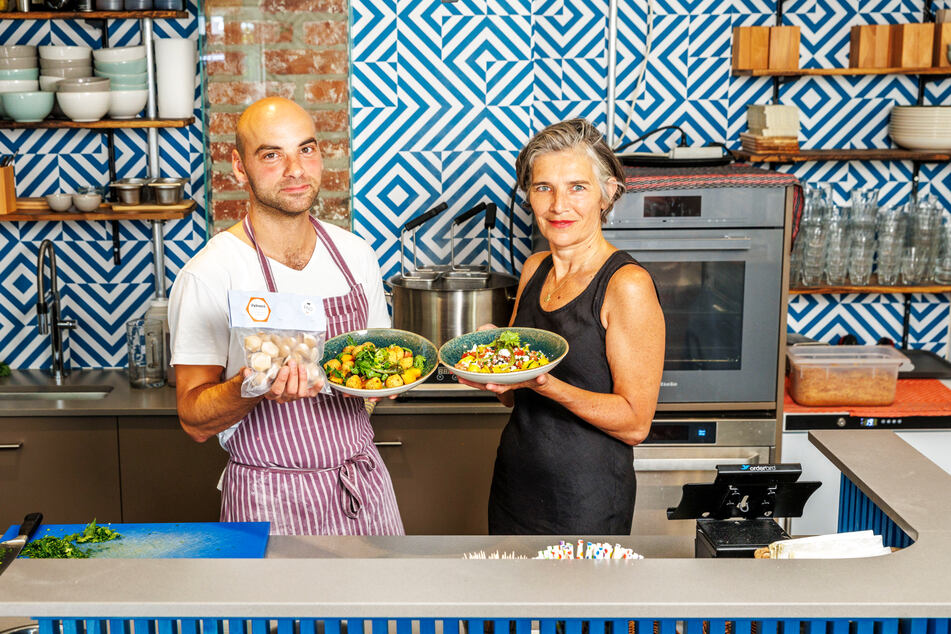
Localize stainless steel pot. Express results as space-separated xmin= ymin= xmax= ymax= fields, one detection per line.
xmin=388 ymin=272 xmax=517 ymax=347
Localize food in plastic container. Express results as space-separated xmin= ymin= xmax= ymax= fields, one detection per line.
xmin=786 ymin=345 xmax=909 ymax=407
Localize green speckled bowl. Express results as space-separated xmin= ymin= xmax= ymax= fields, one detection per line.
xmin=320 ymin=328 xmax=438 ymax=397
xmin=438 ymin=327 xmax=569 ymax=385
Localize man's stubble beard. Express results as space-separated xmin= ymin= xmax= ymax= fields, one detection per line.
xmin=248 ymin=179 xmax=320 ymax=218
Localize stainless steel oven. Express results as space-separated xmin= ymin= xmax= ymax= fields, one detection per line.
xmin=601 ymin=183 xmax=791 ymax=410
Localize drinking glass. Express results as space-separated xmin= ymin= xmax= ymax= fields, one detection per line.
xmin=798 ymin=224 xmax=825 ymax=287
xmin=935 ymin=255 xmax=951 ymax=284
xmin=877 ymin=252 xmax=901 ymax=285
xmin=850 ymin=188 xmax=879 ymax=230
xmin=849 ymin=235 xmax=875 ymax=286
xmin=826 ymin=253 xmax=849 ymax=285
xmin=901 ymin=246 xmax=924 ymax=285
xmin=127 ymin=318 xmax=166 ymax=388
xmin=824 ymin=223 xmax=850 ymax=285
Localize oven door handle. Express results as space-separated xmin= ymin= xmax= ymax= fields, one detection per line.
xmin=621 ymin=237 xmax=752 ymax=251
xmin=633 ymin=456 xmax=760 ymax=471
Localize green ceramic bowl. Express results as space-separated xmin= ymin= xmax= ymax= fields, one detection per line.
xmin=1 ymin=91 xmax=54 ymax=122
xmin=93 ymin=69 xmax=147 ymax=85
xmin=94 ymin=57 xmax=147 ymax=74
xmin=438 ymin=327 xmax=569 ymax=385
xmin=0 ymin=68 xmax=39 ymax=81
xmin=321 ymin=328 xmax=438 ymax=397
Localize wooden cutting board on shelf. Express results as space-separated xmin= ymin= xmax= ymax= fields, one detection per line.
xmin=740 ymin=132 xmax=800 ymax=153
xmin=2 ymin=197 xmax=194 ymax=221
xmin=110 ymin=199 xmax=195 ymax=213
xmin=14 ymin=197 xmax=110 ymax=212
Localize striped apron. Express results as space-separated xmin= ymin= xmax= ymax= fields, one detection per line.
xmin=219 ymin=215 xmax=404 ymax=536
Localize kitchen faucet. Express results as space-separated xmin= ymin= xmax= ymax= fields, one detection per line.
xmin=36 ymin=240 xmax=77 ymax=382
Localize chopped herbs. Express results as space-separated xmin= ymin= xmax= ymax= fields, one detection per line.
xmin=22 ymin=536 xmax=89 ymax=559
xmin=65 ymin=519 xmax=121 ymax=544
xmin=19 ymin=520 xmax=121 ymax=559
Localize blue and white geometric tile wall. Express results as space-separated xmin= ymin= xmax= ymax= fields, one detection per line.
xmin=350 ymin=0 xmax=951 ymax=356
xmin=0 ymin=5 xmax=204 ymax=370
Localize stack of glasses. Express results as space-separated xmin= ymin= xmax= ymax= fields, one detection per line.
xmin=791 ymin=186 xmax=951 ymax=288
xmin=875 ymin=205 xmax=903 ymax=285
xmin=791 ymin=184 xmax=832 ymax=287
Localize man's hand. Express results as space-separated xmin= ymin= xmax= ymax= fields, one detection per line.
xmin=244 ymin=360 xmax=322 ymax=402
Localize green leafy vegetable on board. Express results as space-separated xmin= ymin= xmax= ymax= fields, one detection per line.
xmin=19 ymin=520 xmax=121 ymax=559
xmin=65 ymin=519 xmax=122 ymax=544
xmin=21 ymin=536 xmax=89 ymax=559
xmin=0 ymin=362 xmax=10 ymax=378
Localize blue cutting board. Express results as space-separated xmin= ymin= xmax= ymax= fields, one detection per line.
xmin=1 ymin=522 xmax=270 ymax=559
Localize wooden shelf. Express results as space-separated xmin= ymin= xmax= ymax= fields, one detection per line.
xmin=732 ymin=149 xmax=951 ymax=163
xmin=0 ymin=10 xmax=186 ymax=19
xmin=791 ymin=279 xmax=951 ymax=295
xmin=0 ymin=199 xmax=196 ymax=222
xmin=733 ymin=67 xmax=951 ymax=77
xmin=0 ymin=117 xmax=194 ymax=130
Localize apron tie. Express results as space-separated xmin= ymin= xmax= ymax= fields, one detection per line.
xmin=228 ymin=450 xmax=378 ymax=521
xmin=338 ymin=453 xmax=374 ymax=519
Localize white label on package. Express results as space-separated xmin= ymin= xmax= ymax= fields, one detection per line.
xmin=228 ymin=290 xmax=326 ymax=331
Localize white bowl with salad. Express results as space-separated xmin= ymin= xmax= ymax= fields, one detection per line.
xmin=438 ymin=327 xmax=568 ymax=385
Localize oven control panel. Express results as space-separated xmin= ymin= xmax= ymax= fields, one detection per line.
xmin=642 ymin=421 xmax=717 ymax=444
xmin=786 ymin=414 xmax=951 ymax=430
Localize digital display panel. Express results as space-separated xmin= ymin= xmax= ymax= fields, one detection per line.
xmin=643 ymin=195 xmax=702 ymax=218
xmin=643 ymin=422 xmax=716 ymax=444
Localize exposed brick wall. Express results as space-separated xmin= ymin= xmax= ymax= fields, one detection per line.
xmin=203 ymin=0 xmax=350 ymax=234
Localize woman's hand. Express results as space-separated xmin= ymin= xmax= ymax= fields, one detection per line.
xmin=456 ymin=373 xmax=551 ymax=408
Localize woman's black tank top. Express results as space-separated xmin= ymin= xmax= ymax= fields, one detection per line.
xmin=488 ymin=250 xmax=639 ymax=535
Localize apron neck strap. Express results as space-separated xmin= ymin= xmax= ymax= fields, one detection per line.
xmin=243 ymin=213 xmax=360 ymax=293
xmin=243 ymin=214 xmax=278 ymax=293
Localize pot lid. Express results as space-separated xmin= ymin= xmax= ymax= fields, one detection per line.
xmin=389 ymin=272 xmax=517 ymax=291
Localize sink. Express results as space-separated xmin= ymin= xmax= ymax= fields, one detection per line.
xmin=0 ymin=385 xmax=113 ymax=400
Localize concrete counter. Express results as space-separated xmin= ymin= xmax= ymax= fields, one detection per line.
xmin=0 ymin=371 xmax=512 ymax=417
xmin=0 ymin=370 xmax=178 ymax=416
xmin=0 ymin=430 xmax=949 ymax=619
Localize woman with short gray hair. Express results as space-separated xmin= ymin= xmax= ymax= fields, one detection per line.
xmin=460 ymin=118 xmax=666 ymax=535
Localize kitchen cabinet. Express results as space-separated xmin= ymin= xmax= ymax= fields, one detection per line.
xmin=0 ymin=416 xmax=121 ymax=527
xmin=371 ymin=403 xmax=508 ymax=535
xmin=118 ymin=416 xmax=229 ymax=523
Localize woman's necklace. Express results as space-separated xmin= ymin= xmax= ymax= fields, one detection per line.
xmin=544 ymin=248 xmax=599 ymax=303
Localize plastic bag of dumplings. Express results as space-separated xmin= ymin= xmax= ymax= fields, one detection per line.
xmin=228 ymin=289 xmax=331 ymax=398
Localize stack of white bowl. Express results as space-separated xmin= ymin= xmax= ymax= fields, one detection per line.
xmin=93 ymin=45 xmax=149 ymax=120
xmin=39 ymin=45 xmax=105 ymax=122
xmin=0 ymin=45 xmax=41 ymax=121
xmin=39 ymin=45 xmax=93 ymax=84
xmin=56 ymin=77 xmax=111 ymax=122
xmin=888 ymin=106 xmax=951 ymax=151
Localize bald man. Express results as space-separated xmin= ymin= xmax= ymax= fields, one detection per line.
xmin=168 ymin=97 xmax=403 ymax=536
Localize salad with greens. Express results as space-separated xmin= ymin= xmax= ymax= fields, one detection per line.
xmin=324 ymin=336 xmax=427 ymax=390
xmin=454 ymin=330 xmax=550 ymax=374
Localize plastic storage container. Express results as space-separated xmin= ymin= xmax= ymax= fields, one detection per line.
xmin=786 ymin=345 xmax=909 ymax=407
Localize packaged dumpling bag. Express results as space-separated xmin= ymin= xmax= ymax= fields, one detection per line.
xmin=228 ymin=290 xmax=331 ymax=398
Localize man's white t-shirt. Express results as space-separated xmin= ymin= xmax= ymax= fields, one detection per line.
xmin=168 ymin=220 xmax=390 ymax=444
